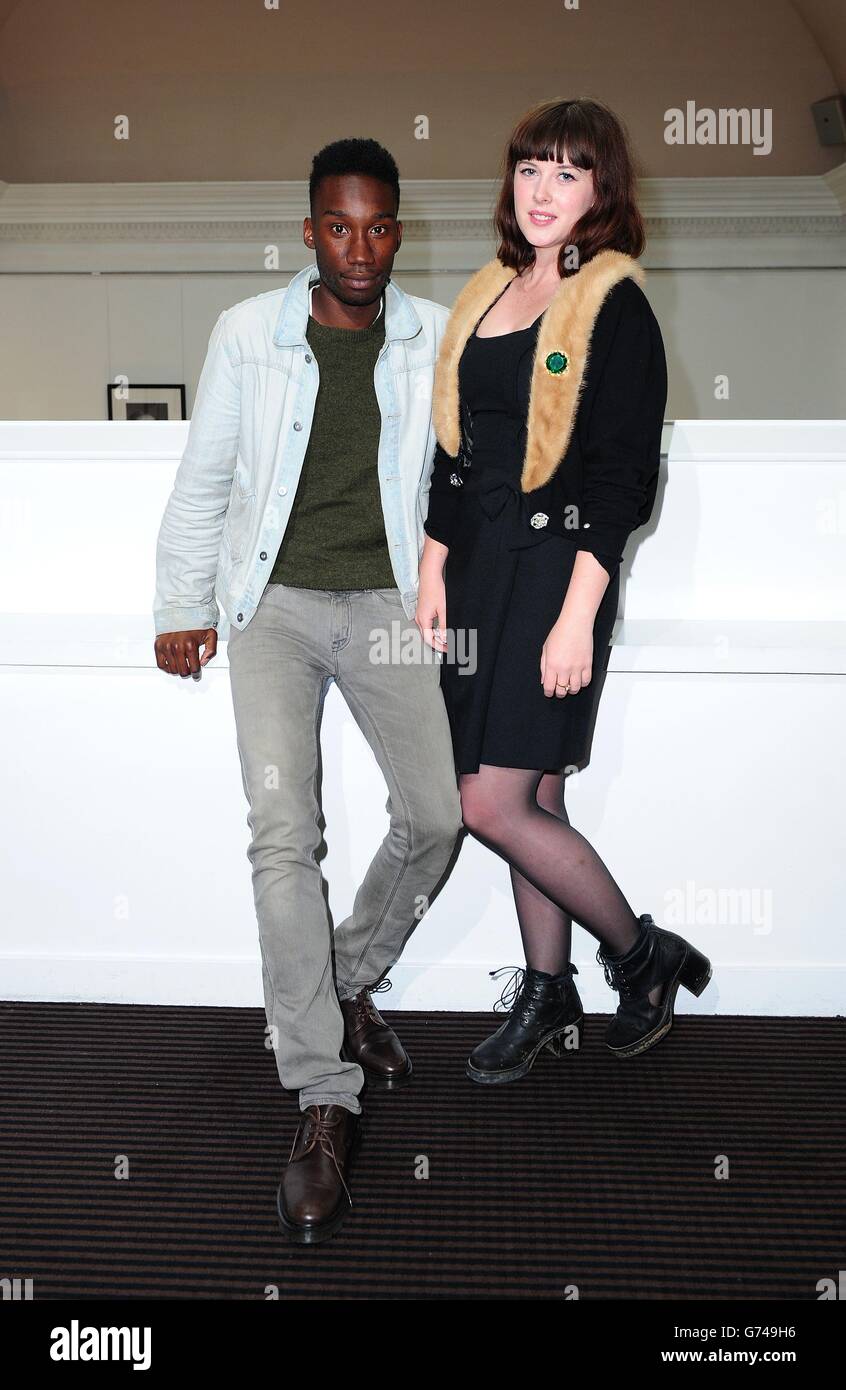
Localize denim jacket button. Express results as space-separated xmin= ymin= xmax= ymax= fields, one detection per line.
xmin=293 ymin=421 xmax=303 ymax=431
xmin=260 ymin=552 xmax=267 ymax=561
xmin=278 ymin=485 xmax=288 ymax=496
xmin=304 ymin=353 xmax=312 ymax=363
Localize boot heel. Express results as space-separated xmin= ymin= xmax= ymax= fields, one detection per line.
xmin=678 ymin=946 xmax=712 ymax=998
xmin=546 ymin=1017 xmax=583 ymax=1055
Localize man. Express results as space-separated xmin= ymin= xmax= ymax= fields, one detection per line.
xmin=153 ymin=139 xmax=463 ymax=1244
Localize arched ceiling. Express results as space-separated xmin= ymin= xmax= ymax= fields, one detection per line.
xmin=0 ymin=0 xmax=842 ymax=181
xmin=793 ymin=0 xmax=846 ymax=90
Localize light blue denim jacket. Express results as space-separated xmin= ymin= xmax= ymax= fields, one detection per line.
xmin=153 ymin=263 xmax=449 ymax=637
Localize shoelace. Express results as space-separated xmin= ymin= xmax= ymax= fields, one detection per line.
xmin=597 ymin=946 xmax=628 ymax=995
xmin=596 ymin=937 xmax=653 ymax=999
xmin=289 ymin=1108 xmax=353 ymax=1206
xmin=489 ymin=964 xmax=576 ymax=1018
xmin=351 ymin=977 xmax=392 ymax=1028
xmin=490 ymin=965 xmax=528 ymax=1014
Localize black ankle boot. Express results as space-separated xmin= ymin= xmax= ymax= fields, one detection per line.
xmin=597 ymin=913 xmax=712 ymax=1058
xmin=466 ymin=964 xmax=584 ymax=1085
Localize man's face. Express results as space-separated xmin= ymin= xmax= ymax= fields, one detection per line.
xmin=305 ymin=174 xmax=402 ymax=307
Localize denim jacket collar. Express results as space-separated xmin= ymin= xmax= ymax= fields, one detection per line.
xmin=272 ymin=262 xmax=423 ymax=347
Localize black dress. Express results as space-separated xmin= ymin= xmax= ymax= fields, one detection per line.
xmin=438 ymin=315 xmax=620 ymax=776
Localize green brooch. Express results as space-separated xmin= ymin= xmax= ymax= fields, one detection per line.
xmin=545 ymin=350 xmax=569 ymax=374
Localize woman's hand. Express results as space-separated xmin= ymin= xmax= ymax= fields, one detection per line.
xmin=540 ymin=616 xmax=593 ymax=698
xmin=416 ymin=545 xmax=450 ymax=653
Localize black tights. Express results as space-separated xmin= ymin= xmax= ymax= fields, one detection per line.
xmin=458 ymin=765 xmax=663 ymax=1004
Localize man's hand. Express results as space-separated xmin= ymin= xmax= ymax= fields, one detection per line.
xmin=154 ymin=628 xmax=218 ymax=678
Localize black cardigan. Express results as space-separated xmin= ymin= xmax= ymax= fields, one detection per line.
xmin=422 ymin=277 xmax=668 ymax=578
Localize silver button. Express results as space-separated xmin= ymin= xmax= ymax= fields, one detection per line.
xmin=304 ymin=353 xmax=312 ymax=363
xmin=530 ymin=512 xmax=549 ymax=528
xmin=278 ymin=485 xmax=288 ymax=496
xmin=293 ymin=421 xmax=303 ymax=431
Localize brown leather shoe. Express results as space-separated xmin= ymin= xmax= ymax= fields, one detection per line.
xmin=277 ymin=1104 xmax=361 ymax=1244
xmin=339 ymin=982 xmax=413 ymax=1090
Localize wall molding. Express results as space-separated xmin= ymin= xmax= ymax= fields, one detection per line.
xmin=0 ymin=170 xmax=844 ymax=272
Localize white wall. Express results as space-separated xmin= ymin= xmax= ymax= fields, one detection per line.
xmin=0 ymin=420 xmax=843 ymax=1017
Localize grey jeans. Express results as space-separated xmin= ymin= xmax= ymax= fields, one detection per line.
xmin=226 ymin=583 xmax=463 ymax=1115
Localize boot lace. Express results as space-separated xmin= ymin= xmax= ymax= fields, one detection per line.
xmin=596 ymin=946 xmax=633 ymax=997
xmin=596 ymin=917 xmax=655 ymax=999
xmin=489 ymin=964 xmax=576 ymax=1019
xmin=351 ymin=977 xmax=392 ymax=1028
xmin=289 ymin=1107 xmax=353 ymax=1206
xmin=490 ymin=966 xmax=528 ymax=1013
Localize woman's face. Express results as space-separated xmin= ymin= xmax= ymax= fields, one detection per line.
xmin=512 ymin=151 xmax=595 ymax=252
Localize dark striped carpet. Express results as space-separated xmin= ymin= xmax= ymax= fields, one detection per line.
xmin=0 ymin=1002 xmax=842 ymax=1300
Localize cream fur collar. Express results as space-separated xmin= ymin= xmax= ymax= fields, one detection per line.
xmin=432 ymin=249 xmax=645 ymax=492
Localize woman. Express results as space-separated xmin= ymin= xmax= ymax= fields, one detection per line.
xmin=417 ymin=97 xmax=712 ymax=1083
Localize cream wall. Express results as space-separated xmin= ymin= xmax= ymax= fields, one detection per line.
xmin=2 ymin=0 xmax=844 ymax=422
xmin=1 ymin=262 xmax=845 ymax=421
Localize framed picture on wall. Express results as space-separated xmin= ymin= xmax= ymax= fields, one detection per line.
xmin=107 ymin=383 xmax=186 ymax=421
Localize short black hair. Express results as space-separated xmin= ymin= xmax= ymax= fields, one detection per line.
xmin=309 ymin=139 xmax=400 ymax=216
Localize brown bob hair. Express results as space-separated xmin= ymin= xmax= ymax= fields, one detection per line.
xmin=494 ymin=98 xmax=646 ymax=277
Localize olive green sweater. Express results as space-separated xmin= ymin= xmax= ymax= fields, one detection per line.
xmin=269 ymin=309 xmax=396 ymax=590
